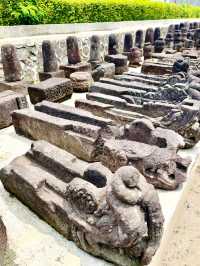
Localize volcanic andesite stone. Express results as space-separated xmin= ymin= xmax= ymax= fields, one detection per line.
xmin=39 ymin=40 xmax=65 ymax=81
xmin=0 ymin=90 xmax=28 ymax=129
xmin=143 ymin=43 xmax=153 ymax=60
xmin=67 ymin=36 xmax=81 ymax=64
xmin=70 ymin=71 xmax=93 ymax=92
xmin=0 ymin=140 xmax=164 ymax=266
xmin=135 ymin=30 xmax=144 ymax=48
xmin=1 ymin=44 xmax=22 ymax=82
xmin=89 ymin=35 xmax=101 ymax=67
xmin=129 ymin=47 xmax=142 ymax=67
xmin=145 ymin=28 xmax=154 ymax=44
xmin=108 ymin=34 xmax=119 ymax=55
xmin=105 ymin=54 xmax=128 ymax=75
xmin=92 ymin=63 xmax=115 ymax=81
xmin=123 ymin=32 xmax=133 ymax=52
xmin=28 ymin=77 xmax=73 ymax=104
xmin=154 ymin=38 xmax=165 ymax=53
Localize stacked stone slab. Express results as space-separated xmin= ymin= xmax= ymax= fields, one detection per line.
xmin=60 ymin=36 xmax=91 ymax=78
xmin=0 ymin=44 xmax=27 ymax=94
xmin=0 ymin=140 xmax=164 ymax=266
xmin=89 ymin=35 xmax=115 ymax=81
xmin=11 ymin=99 xmax=189 ymax=190
xmin=0 ymin=90 xmax=28 ymax=129
xmin=39 ymin=40 xmax=65 ymax=81
xmin=28 ymin=77 xmax=73 ymax=104
xmin=105 ymin=34 xmax=128 ymax=74
xmin=0 ymin=216 xmax=7 ymax=266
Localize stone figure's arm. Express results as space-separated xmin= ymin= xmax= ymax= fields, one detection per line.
xmin=141 ymin=186 xmax=164 ymax=265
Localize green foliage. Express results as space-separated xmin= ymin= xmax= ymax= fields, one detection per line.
xmin=1 ymin=0 xmax=200 ymax=25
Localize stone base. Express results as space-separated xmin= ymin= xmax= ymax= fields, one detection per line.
xmin=28 ymin=77 xmax=73 ymax=104
xmin=92 ymin=63 xmax=115 ymax=81
xmin=70 ymin=72 xmax=94 ymax=92
xmin=39 ymin=70 xmax=65 ymax=81
xmin=104 ymin=54 xmax=128 ymax=75
xmin=0 ymin=90 xmax=28 ymax=129
xmin=60 ymin=62 xmax=91 ymax=78
xmin=0 ymin=80 xmax=28 ymax=94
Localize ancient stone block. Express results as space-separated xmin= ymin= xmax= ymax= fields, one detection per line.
xmin=60 ymin=62 xmax=91 ymax=78
xmin=0 ymin=80 xmax=28 ymax=94
xmin=108 ymin=34 xmax=119 ymax=55
xmin=28 ymin=77 xmax=73 ymax=104
xmin=123 ymin=32 xmax=133 ymax=52
xmin=92 ymin=63 xmax=115 ymax=81
xmin=67 ymin=36 xmax=81 ymax=64
xmin=0 ymin=140 xmax=164 ymax=266
xmin=142 ymin=61 xmax=172 ymax=75
xmin=154 ymin=27 xmax=161 ymax=42
xmin=154 ymin=38 xmax=165 ymax=53
xmin=128 ymin=47 xmax=142 ymax=67
xmin=70 ymin=71 xmax=93 ymax=92
xmin=1 ymin=44 xmax=22 ymax=82
xmin=0 ymin=90 xmax=28 ymax=129
xmin=104 ymin=54 xmax=128 ymax=75
xmin=89 ymin=35 xmax=101 ymax=67
xmin=143 ymin=43 xmax=153 ymax=60
xmin=135 ymin=30 xmax=144 ymax=48
xmin=0 ymin=217 xmax=7 ymax=266
xmin=39 ymin=40 xmax=65 ymax=81
xmin=145 ymin=28 xmax=154 ymax=44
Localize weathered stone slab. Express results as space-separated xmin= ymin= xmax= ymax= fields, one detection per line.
xmin=0 ymin=80 xmax=28 ymax=94
xmin=101 ymin=139 xmax=188 ymax=190
xmin=114 ymin=74 xmax=161 ymax=86
xmin=104 ymin=54 xmax=128 ymax=74
xmin=60 ymin=62 xmax=91 ymax=78
xmin=39 ymin=70 xmax=65 ymax=82
xmin=12 ymin=108 xmax=103 ymax=162
xmin=0 ymin=140 xmax=164 ymax=266
xmin=28 ymin=77 xmax=73 ymax=104
xmin=70 ymin=71 xmax=93 ymax=92
xmin=0 ymin=216 xmax=7 ymax=266
xmin=142 ymin=61 xmax=173 ymax=75
xmin=0 ymin=90 xmax=28 ymax=129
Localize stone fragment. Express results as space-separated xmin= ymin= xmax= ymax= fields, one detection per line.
xmin=0 ymin=90 xmax=28 ymax=129
xmin=70 ymin=71 xmax=93 ymax=92
xmin=145 ymin=28 xmax=154 ymax=44
xmin=28 ymin=77 xmax=73 ymax=104
xmin=0 ymin=216 xmax=7 ymax=266
xmin=154 ymin=38 xmax=165 ymax=53
xmin=142 ymin=61 xmax=172 ymax=75
xmin=92 ymin=63 xmax=115 ymax=81
xmin=143 ymin=43 xmax=153 ymax=60
xmin=104 ymin=54 xmax=128 ymax=74
xmin=0 ymin=140 xmax=164 ymax=266
xmin=39 ymin=40 xmax=65 ymax=81
xmin=1 ymin=44 xmax=22 ymax=82
xmin=123 ymin=32 xmax=133 ymax=52
xmin=154 ymin=27 xmax=161 ymax=42
xmin=128 ymin=47 xmax=142 ymax=67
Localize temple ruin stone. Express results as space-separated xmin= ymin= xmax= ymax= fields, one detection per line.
xmin=108 ymin=34 xmax=119 ymax=55
xmin=28 ymin=77 xmax=73 ymax=104
xmin=0 ymin=140 xmax=164 ymax=266
xmin=70 ymin=72 xmax=94 ymax=92
xmin=39 ymin=40 xmax=65 ymax=81
xmin=0 ymin=90 xmax=28 ymax=129
xmin=105 ymin=54 xmax=128 ymax=74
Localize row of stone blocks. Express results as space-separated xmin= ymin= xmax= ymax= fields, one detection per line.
xmin=0 ymin=70 xmax=198 ymax=265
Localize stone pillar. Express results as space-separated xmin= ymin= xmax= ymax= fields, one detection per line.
xmin=67 ymin=36 xmax=81 ymax=64
xmin=123 ymin=33 xmax=133 ymax=52
xmin=143 ymin=43 xmax=153 ymax=60
xmin=135 ymin=30 xmax=144 ymax=48
xmin=1 ymin=44 xmax=22 ymax=82
xmin=89 ymin=35 xmax=101 ymax=67
xmin=108 ymin=34 xmax=119 ymax=55
xmin=42 ymin=40 xmax=58 ymax=73
xmin=165 ymin=32 xmax=174 ymax=48
xmin=154 ymin=27 xmax=161 ymax=42
xmin=145 ymin=28 xmax=154 ymax=44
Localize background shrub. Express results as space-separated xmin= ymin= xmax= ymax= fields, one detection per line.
xmin=1 ymin=0 xmax=200 ymax=26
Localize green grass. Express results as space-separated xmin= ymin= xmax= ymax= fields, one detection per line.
xmin=1 ymin=0 xmax=200 ymax=26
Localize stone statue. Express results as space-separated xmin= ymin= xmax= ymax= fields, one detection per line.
xmin=67 ymin=36 xmax=81 ymax=64
xmin=0 ymin=140 xmax=164 ymax=266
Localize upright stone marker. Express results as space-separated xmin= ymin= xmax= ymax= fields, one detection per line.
xmin=154 ymin=27 xmax=161 ymax=42
xmin=145 ymin=28 xmax=154 ymax=44
xmin=0 ymin=44 xmax=27 ymax=94
xmin=1 ymin=44 xmax=22 ymax=82
xmin=108 ymin=34 xmax=119 ymax=55
xmin=39 ymin=40 xmax=65 ymax=81
xmin=89 ymin=35 xmax=101 ymax=68
xmin=135 ymin=30 xmax=144 ymax=48
xmin=123 ymin=33 xmax=133 ymax=52
xmin=60 ymin=36 xmax=91 ymax=78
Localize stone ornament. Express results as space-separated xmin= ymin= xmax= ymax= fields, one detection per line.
xmin=0 ymin=140 xmax=164 ymax=266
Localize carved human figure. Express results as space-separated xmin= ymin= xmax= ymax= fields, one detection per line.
xmin=1 ymin=44 xmax=22 ymax=82
xmin=42 ymin=40 xmax=58 ymax=73
xmin=66 ymin=36 xmax=81 ymax=64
